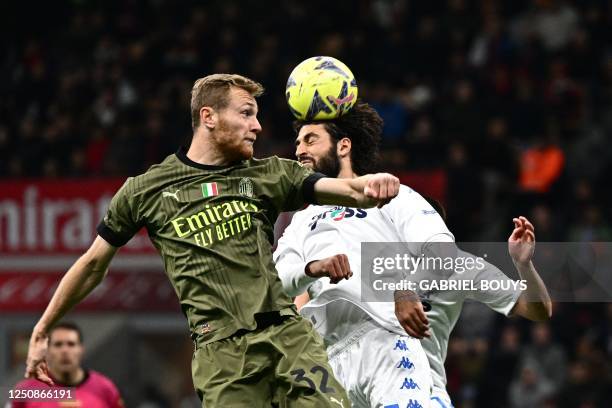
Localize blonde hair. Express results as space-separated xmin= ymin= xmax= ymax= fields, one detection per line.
xmin=190 ymin=74 xmax=264 ymax=130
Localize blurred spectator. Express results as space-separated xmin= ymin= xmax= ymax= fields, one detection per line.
xmin=508 ymin=361 xmax=555 ymax=408
xmin=477 ymin=324 xmax=522 ymax=407
xmin=439 ymin=79 xmax=482 ymax=145
xmin=404 ymin=115 xmax=442 ymax=169
xmin=468 ymin=11 xmax=514 ymax=69
xmin=370 ymin=82 xmax=410 ymax=146
xmin=513 ymin=0 xmax=579 ymax=52
xmin=85 ymin=128 xmax=112 ymax=175
xmin=568 ymin=204 xmax=612 ymax=242
xmin=509 ymin=77 xmax=545 ymax=140
xmin=556 ymin=359 xmax=609 ymax=408
xmin=480 ymin=116 xmax=518 ymax=217
xmin=518 ymin=322 xmax=567 ymax=393
xmin=518 ymin=135 xmax=565 ymax=194
xmin=445 ymin=142 xmax=482 ymax=239
xmin=529 ymin=203 xmax=562 ymax=241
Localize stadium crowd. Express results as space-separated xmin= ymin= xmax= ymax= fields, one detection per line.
xmin=2 ymin=0 xmax=611 ymax=406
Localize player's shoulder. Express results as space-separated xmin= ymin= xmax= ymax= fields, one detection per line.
xmin=392 ymin=184 xmax=428 ymax=205
xmin=116 ymin=153 xmax=181 ymax=195
xmin=383 ymin=183 xmax=439 ymax=215
xmin=88 ymin=369 xmax=114 ymax=382
xmin=13 ymin=378 xmax=49 ymax=390
xmin=87 ymin=370 xmax=119 ymax=390
xmin=137 ymin=153 xmax=182 ymax=180
xmin=398 ymin=183 xmax=419 ymax=197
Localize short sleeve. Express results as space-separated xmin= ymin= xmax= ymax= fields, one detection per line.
xmin=276 ymin=158 xmax=325 ymax=211
xmin=464 ymin=252 xmax=522 ymax=316
xmin=97 ymin=178 xmax=142 ymax=247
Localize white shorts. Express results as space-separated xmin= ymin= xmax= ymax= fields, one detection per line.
xmin=326 ymin=319 xmax=432 ymax=408
xmin=430 ymin=386 xmax=453 ymax=408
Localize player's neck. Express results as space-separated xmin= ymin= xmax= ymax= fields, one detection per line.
xmin=336 ymin=165 xmax=357 ymax=179
xmin=187 ymin=135 xmax=233 ymax=166
xmin=51 ymin=367 xmax=86 ymax=386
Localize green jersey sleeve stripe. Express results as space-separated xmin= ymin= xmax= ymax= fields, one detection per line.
xmin=302 ymin=173 xmax=326 ymax=204
xmin=97 ymin=221 xmax=131 ymax=247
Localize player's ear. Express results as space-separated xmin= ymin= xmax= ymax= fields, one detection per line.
xmin=200 ymin=106 xmax=217 ymax=130
xmin=337 ymin=137 xmax=352 ymax=158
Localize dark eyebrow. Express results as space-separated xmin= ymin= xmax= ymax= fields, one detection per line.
xmin=295 ymin=132 xmax=318 ymax=146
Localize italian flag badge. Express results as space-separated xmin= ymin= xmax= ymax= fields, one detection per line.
xmin=201 ymin=182 xmax=219 ymax=198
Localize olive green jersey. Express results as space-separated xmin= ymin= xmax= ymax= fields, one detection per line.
xmin=97 ymin=147 xmax=324 ymax=344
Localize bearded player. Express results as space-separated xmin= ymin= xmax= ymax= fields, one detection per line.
xmin=25 ymin=74 xmax=402 ymax=408
xmin=273 ymin=102 xmax=552 ymax=407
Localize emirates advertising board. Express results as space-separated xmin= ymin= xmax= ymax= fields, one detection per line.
xmin=0 ymin=180 xmax=177 ymax=313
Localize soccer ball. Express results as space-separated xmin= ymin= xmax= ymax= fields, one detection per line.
xmin=286 ymin=56 xmax=358 ymax=120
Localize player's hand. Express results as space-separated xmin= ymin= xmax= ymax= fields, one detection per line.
xmin=394 ymin=291 xmax=430 ymax=339
xmin=363 ymin=173 xmax=400 ymax=208
xmin=508 ymin=216 xmax=535 ymax=266
xmin=305 ymin=255 xmax=353 ymax=284
xmin=25 ymin=329 xmax=54 ymax=386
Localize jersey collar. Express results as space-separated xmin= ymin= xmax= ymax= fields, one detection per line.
xmin=176 ymin=146 xmax=244 ymax=170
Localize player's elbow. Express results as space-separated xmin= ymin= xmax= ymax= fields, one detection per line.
xmin=512 ymin=296 xmax=552 ymax=321
xmin=541 ymin=301 xmax=553 ymax=320
xmin=524 ymin=302 xmax=553 ymax=321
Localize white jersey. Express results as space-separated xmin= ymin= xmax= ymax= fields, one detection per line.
xmin=274 ymin=184 xmax=522 ymax=393
xmin=421 ymin=253 xmax=522 ymax=391
xmin=274 ymin=185 xmax=454 ymax=342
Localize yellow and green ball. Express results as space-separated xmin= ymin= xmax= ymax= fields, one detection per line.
xmin=286 ymin=56 xmax=358 ymax=120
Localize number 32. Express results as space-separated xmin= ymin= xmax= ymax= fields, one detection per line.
xmin=290 ymin=365 xmax=336 ymax=395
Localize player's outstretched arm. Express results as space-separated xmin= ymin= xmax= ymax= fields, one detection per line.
xmin=25 ymin=236 xmax=118 ymax=384
xmin=509 ymin=216 xmax=553 ymax=321
xmin=313 ymin=173 xmax=400 ymax=208
xmin=305 ymin=255 xmax=353 ymax=284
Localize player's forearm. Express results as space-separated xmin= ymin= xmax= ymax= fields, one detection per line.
xmin=514 ymin=260 xmax=552 ymax=320
xmin=34 ymin=254 xmax=109 ymax=335
xmin=313 ymin=176 xmax=371 ymax=207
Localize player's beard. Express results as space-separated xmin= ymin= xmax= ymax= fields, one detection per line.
xmin=314 ymin=144 xmax=341 ymax=177
xmin=214 ymin=117 xmax=254 ymax=161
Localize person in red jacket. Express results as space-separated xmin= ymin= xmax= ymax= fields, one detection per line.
xmin=11 ymin=322 xmax=123 ymax=408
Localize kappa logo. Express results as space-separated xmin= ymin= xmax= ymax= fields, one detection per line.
xmin=400 ymin=378 xmax=420 ymax=390
xmin=397 ymin=356 xmax=415 ymax=370
xmin=239 ymin=177 xmax=254 ymax=198
xmin=162 ymin=190 xmax=180 ymax=201
xmin=394 ymin=339 xmax=409 ymax=351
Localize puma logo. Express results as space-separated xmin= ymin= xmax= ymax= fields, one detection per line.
xmin=330 ymin=396 xmax=344 ymax=407
xmin=162 ymin=190 xmax=180 ymax=201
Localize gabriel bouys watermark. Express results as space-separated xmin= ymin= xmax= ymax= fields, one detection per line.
xmin=360 ymin=242 xmax=612 ymax=303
